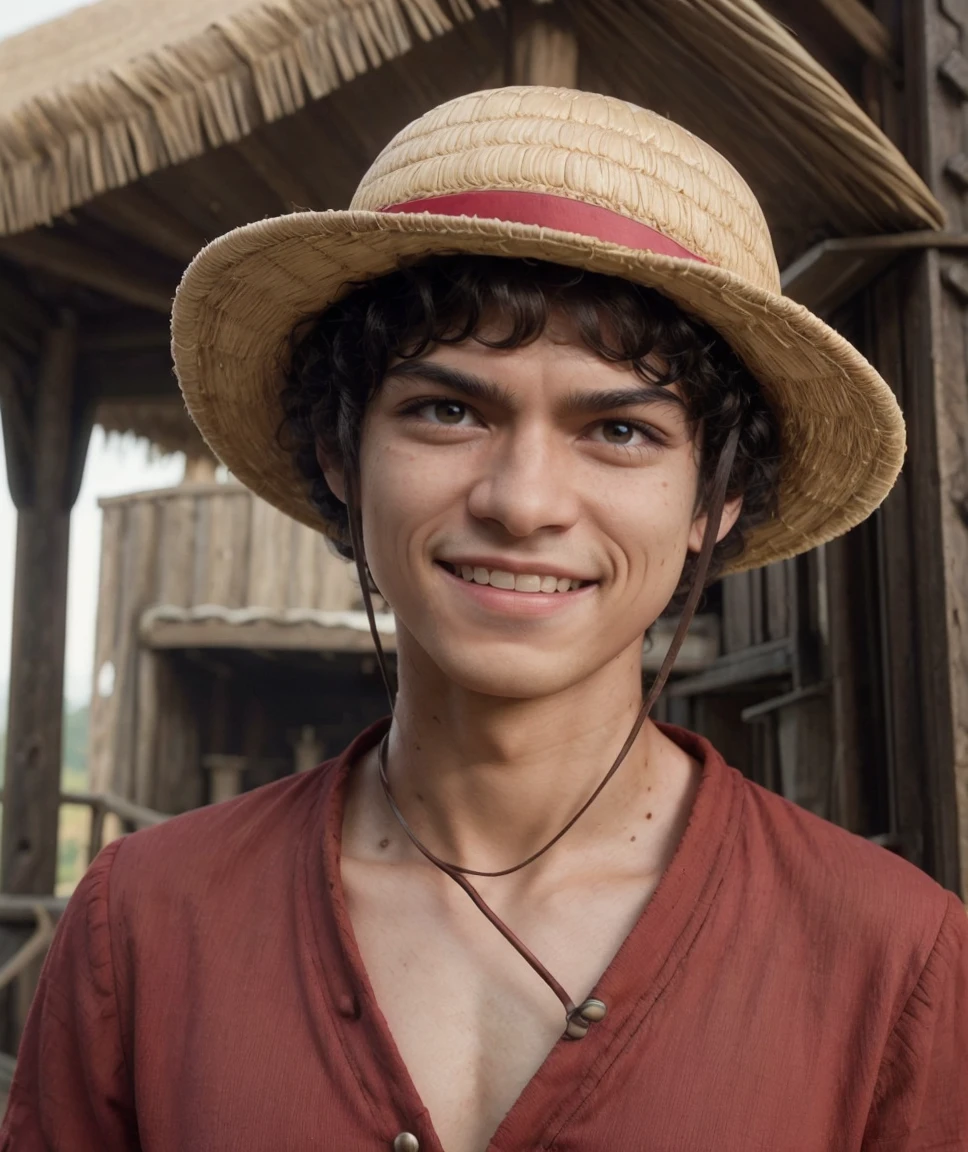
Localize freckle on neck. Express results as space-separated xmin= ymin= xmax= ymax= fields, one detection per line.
xmin=378 ymin=838 xmax=390 ymax=850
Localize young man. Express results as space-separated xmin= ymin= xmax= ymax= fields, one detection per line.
xmin=4 ymin=87 xmax=967 ymax=1152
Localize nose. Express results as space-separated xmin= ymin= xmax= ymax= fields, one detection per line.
xmin=466 ymin=422 xmax=581 ymax=537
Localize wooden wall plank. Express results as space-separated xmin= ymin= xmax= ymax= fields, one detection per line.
xmin=206 ymin=492 xmax=250 ymax=608
xmin=153 ymin=656 xmax=202 ymax=815
xmin=722 ymin=572 xmax=753 ymax=653
xmin=157 ymin=494 xmax=196 ymax=607
xmin=227 ymin=494 xmax=252 ymax=608
xmin=191 ymin=491 xmax=211 ymax=606
xmin=765 ymin=560 xmax=790 ymax=641
xmin=318 ymin=533 xmax=361 ymax=612
xmin=132 ymin=650 xmax=159 ymax=808
xmin=111 ymin=498 xmax=159 ymax=800
xmin=247 ymin=497 xmax=294 ymax=608
xmin=749 ymin=569 xmax=765 ymax=646
xmin=87 ymin=504 xmax=122 ymax=795
xmin=288 ymin=514 xmax=318 ymax=610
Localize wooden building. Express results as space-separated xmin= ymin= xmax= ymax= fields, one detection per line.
xmin=88 ymin=477 xmax=394 ymax=815
xmin=1 ymin=1 xmax=967 ymax=1043
xmin=87 ymin=474 xmax=721 ymax=820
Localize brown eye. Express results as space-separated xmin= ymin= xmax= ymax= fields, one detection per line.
xmin=433 ymin=401 xmax=467 ymax=424
xmin=602 ymin=421 xmax=635 ymax=444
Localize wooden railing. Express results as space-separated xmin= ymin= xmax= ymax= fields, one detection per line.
xmin=62 ymin=788 xmax=169 ymax=867
xmin=0 ymin=791 xmax=169 ymax=999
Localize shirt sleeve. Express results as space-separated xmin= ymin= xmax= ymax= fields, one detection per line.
xmin=863 ymin=891 xmax=968 ymax=1151
xmin=0 ymin=839 xmax=140 ymax=1151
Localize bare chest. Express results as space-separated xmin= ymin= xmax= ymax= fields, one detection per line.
xmin=341 ymin=857 xmax=659 ymax=1152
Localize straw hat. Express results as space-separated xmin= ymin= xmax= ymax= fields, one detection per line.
xmin=171 ymin=86 xmax=905 ymax=573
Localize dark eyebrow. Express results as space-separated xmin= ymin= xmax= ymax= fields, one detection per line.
xmin=385 ymin=360 xmax=517 ymax=407
xmin=560 ymin=385 xmax=688 ymax=417
xmin=385 ymin=358 xmax=687 ymax=417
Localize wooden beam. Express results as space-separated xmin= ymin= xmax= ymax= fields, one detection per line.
xmin=816 ymin=0 xmax=893 ymax=65
xmin=781 ymin=231 xmax=968 ymax=316
xmin=0 ymin=232 xmax=174 ymax=314
xmin=0 ymin=358 xmax=33 ymax=508
xmin=142 ymin=617 xmax=393 ymax=653
xmin=1 ymin=313 xmax=90 ymax=899
xmin=508 ymin=1 xmax=578 ymax=87
xmin=882 ymin=0 xmax=968 ymax=893
xmin=80 ymin=184 xmax=208 ymax=265
xmin=79 ymin=344 xmax=178 ymax=400
xmin=79 ymin=316 xmax=171 ymax=353
xmin=664 ymin=639 xmax=794 ymax=698
xmin=233 ymin=135 xmax=319 ymax=213
xmin=0 ymin=270 xmax=50 ymax=359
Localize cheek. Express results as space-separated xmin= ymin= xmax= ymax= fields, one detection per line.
xmin=357 ymin=436 xmax=455 ymax=590
xmin=604 ymin=473 xmax=697 ymax=563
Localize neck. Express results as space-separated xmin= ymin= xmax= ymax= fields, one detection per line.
xmin=381 ymin=631 xmax=678 ymax=872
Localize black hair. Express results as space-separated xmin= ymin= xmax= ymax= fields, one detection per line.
xmin=278 ymin=255 xmax=780 ymax=606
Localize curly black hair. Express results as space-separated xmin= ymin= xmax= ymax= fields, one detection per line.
xmin=278 ymin=255 xmax=781 ymax=607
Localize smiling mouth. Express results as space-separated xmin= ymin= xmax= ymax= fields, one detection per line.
xmin=437 ymin=561 xmax=596 ymax=594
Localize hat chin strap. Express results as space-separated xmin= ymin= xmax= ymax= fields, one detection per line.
xmin=345 ymin=424 xmax=740 ymax=1037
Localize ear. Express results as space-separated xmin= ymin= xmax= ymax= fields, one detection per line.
xmin=315 ymin=441 xmax=347 ymax=505
xmin=687 ymin=495 xmax=743 ymax=554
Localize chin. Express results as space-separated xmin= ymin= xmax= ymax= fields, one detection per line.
xmin=390 ymin=589 xmax=665 ymax=698
xmin=411 ymin=625 xmax=618 ymax=699
xmin=433 ymin=653 xmax=586 ymax=700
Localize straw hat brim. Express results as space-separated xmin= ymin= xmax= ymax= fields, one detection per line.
xmin=171 ymin=208 xmax=905 ymax=574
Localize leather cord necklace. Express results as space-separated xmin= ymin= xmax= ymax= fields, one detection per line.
xmin=345 ymin=423 xmax=740 ymax=1037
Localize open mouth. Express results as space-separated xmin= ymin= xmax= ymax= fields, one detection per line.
xmin=437 ymin=561 xmax=596 ymax=594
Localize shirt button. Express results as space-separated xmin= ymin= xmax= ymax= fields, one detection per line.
xmin=392 ymin=1134 xmax=419 ymax=1152
xmin=564 ymin=997 xmax=608 ymax=1039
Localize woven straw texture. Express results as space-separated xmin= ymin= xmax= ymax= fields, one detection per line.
xmin=0 ymin=0 xmax=943 ymax=238
xmin=171 ymin=86 xmax=906 ymax=573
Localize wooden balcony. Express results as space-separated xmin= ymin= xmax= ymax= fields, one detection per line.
xmin=88 ymin=483 xmax=391 ymax=815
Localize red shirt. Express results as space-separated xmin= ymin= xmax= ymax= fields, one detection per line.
xmin=3 ymin=721 xmax=967 ymax=1151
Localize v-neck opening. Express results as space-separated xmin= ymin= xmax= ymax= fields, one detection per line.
xmin=300 ymin=718 xmax=743 ymax=1152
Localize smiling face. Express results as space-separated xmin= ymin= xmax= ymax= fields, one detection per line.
xmin=325 ymin=313 xmax=741 ymax=701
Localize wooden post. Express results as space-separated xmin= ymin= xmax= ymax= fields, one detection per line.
xmin=202 ymin=755 xmax=245 ymax=804
xmin=292 ymin=726 xmax=324 ymax=774
xmin=1 ymin=313 xmax=88 ymax=896
xmin=182 ymin=452 xmax=217 ymax=484
xmin=507 ymin=1 xmax=578 ymax=88
xmin=890 ymin=0 xmax=968 ymax=895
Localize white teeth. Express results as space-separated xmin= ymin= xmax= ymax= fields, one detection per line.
xmin=448 ymin=563 xmax=589 ymax=592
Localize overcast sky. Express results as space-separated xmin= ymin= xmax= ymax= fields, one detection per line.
xmin=0 ymin=0 xmax=185 ymax=709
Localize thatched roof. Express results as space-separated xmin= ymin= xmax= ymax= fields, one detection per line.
xmin=0 ymin=0 xmax=498 ymax=236
xmin=0 ymin=0 xmax=943 ymax=242
xmin=0 ymin=0 xmax=944 ymax=453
